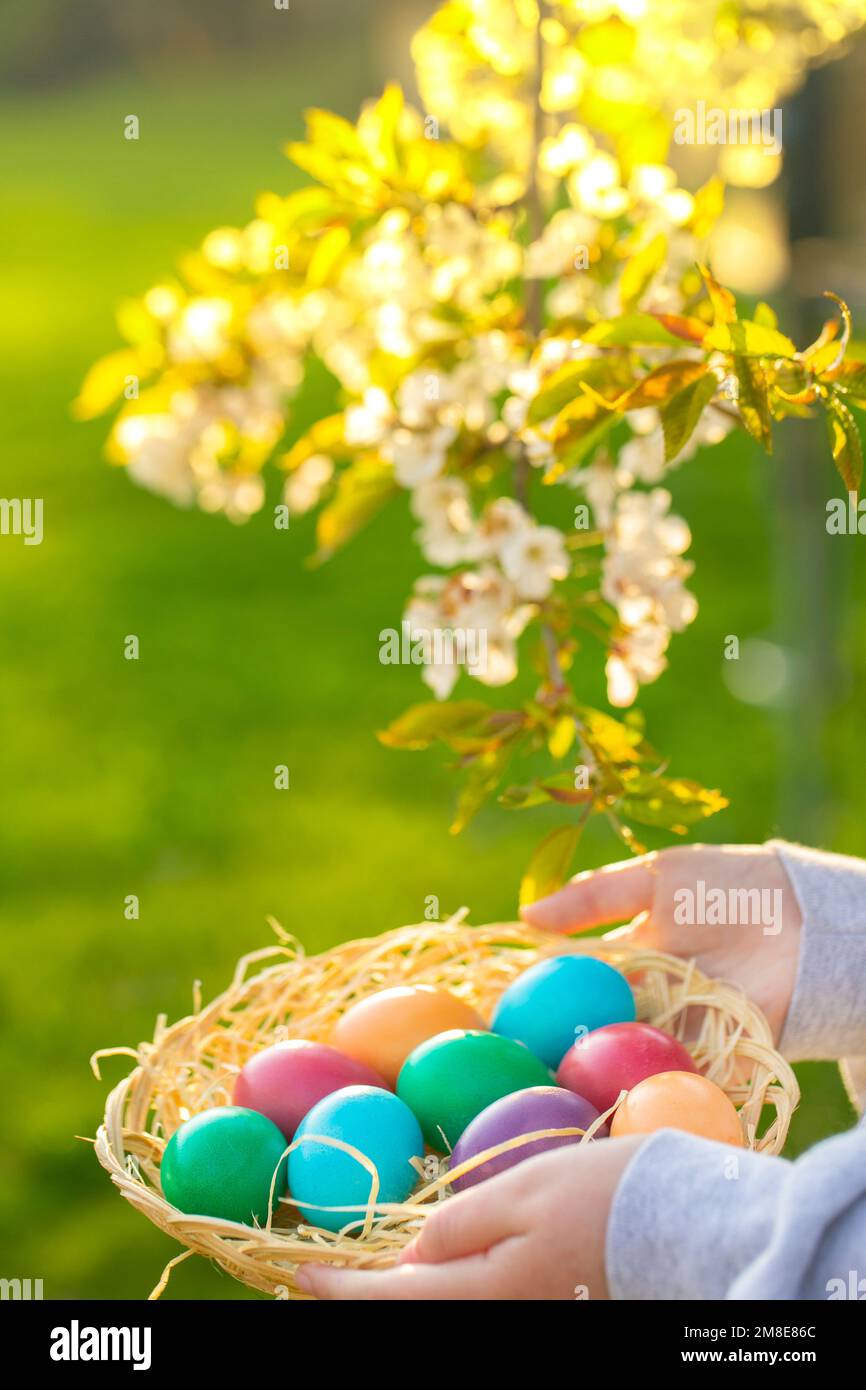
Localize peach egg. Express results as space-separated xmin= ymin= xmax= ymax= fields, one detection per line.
xmin=333 ymin=985 xmax=486 ymax=1088
xmin=610 ymin=1070 xmax=744 ymax=1146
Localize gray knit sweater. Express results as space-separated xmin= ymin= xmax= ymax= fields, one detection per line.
xmin=606 ymin=841 xmax=866 ymax=1300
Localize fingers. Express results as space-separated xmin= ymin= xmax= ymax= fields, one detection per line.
xmin=295 ymin=1166 xmax=532 ymax=1299
xmin=295 ymin=1250 xmax=511 ymax=1301
xmin=520 ymin=856 xmax=656 ymax=933
xmin=399 ymin=1176 xmax=523 ymax=1266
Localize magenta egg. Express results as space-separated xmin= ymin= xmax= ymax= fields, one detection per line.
xmin=556 ymin=1022 xmax=697 ymax=1117
xmin=234 ymin=1040 xmax=388 ymax=1140
xmin=449 ymin=1086 xmax=605 ymax=1191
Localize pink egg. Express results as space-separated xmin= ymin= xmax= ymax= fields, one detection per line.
xmin=234 ymin=1041 xmax=388 ymax=1140
xmin=556 ymin=1022 xmax=697 ymax=1117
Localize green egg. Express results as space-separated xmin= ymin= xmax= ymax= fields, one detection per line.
xmin=161 ymin=1105 xmax=288 ymax=1226
xmin=396 ymin=1029 xmax=552 ymax=1150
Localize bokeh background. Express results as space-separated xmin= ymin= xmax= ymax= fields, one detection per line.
xmin=1 ymin=0 xmax=865 ymax=1298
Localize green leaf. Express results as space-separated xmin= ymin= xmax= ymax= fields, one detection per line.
xmin=543 ymin=415 xmax=616 ymax=483
xmin=833 ymin=362 xmax=866 ymax=409
xmin=825 ymin=394 xmax=863 ymax=495
xmin=497 ymin=772 xmax=592 ymax=811
xmin=619 ymin=774 xmax=728 ymax=833
xmin=661 ymin=371 xmax=718 ymax=461
xmin=499 ymin=772 xmax=593 ymax=810
xmin=733 ymin=356 xmax=773 ymax=451
xmin=583 ymin=313 xmax=686 ymax=349
xmin=378 ymin=700 xmax=492 ymax=751
xmin=527 ymin=357 xmax=633 ymax=426
xmin=314 ymin=457 xmax=395 ymax=559
xmin=451 ymin=746 xmax=510 ymax=835
xmin=518 ymin=823 xmax=583 ymax=909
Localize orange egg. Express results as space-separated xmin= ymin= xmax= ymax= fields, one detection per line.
xmin=333 ymin=986 xmax=486 ymax=1088
xmin=610 ymin=1070 xmax=744 ymax=1147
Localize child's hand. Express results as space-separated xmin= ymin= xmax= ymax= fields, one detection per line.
xmin=521 ymin=844 xmax=802 ymax=1044
xmin=295 ymin=1136 xmax=645 ymax=1300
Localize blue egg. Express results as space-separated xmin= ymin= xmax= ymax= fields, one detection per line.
xmin=288 ymin=1085 xmax=424 ymax=1234
xmin=492 ymin=955 xmax=636 ymax=1068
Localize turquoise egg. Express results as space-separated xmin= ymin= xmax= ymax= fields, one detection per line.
xmin=288 ymin=1085 xmax=424 ymax=1234
xmin=492 ymin=955 xmax=636 ymax=1068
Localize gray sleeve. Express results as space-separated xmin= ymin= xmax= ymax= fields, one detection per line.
xmin=606 ymin=1122 xmax=866 ymax=1300
xmin=770 ymin=840 xmax=866 ymax=1112
xmin=606 ymin=839 xmax=866 ymax=1300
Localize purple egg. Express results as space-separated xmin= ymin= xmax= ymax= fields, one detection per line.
xmin=449 ymin=1085 xmax=606 ymax=1191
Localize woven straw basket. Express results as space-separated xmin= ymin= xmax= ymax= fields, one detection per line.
xmin=92 ymin=916 xmax=800 ymax=1300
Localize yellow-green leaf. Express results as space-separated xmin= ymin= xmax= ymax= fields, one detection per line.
xmin=307 ymin=225 xmax=352 ymax=288
xmin=547 ymin=715 xmax=576 ymax=759
xmin=825 ymin=395 xmax=863 ymax=495
xmin=72 ymin=347 xmax=161 ymax=420
xmin=753 ymin=302 xmax=778 ymax=330
xmin=518 ymin=823 xmax=582 ymax=909
xmin=576 ymin=704 xmax=654 ymax=765
xmin=697 ymin=263 xmax=737 ymax=325
xmin=620 ymin=233 xmax=667 ymax=311
xmin=378 ymin=701 xmax=492 ymax=750
xmin=619 ymin=774 xmax=728 ymax=833
xmin=314 ymin=457 xmax=394 ymax=559
xmin=704 ymin=319 xmax=797 ymax=359
xmin=621 ymin=359 xmax=711 ymax=411
xmin=280 ymin=414 xmax=345 ymax=471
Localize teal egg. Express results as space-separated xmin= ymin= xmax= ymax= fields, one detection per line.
xmin=161 ymin=1105 xmax=288 ymax=1226
xmin=492 ymin=955 xmax=636 ymax=1068
xmin=288 ymin=1086 xmax=424 ymax=1234
xmin=396 ymin=1029 xmax=552 ymax=1149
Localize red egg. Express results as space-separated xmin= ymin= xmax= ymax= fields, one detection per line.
xmin=234 ymin=1041 xmax=388 ymax=1140
xmin=556 ymin=1022 xmax=697 ymax=1117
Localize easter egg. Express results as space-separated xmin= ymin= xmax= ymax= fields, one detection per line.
xmin=161 ymin=1106 xmax=288 ymax=1226
xmin=396 ymin=1029 xmax=551 ymax=1150
xmin=333 ymin=985 xmax=486 ymax=1088
xmin=234 ymin=1040 xmax=387 ymax=1141
xmin=450 ymin=1086 xmax=606 ymax=1192
xmin=492 ymin=955 xmax=636 ymax=1069
xmin=610 ymin=1070 xmax=744 ymax=1146
xmin=557 ymin=1022 xmax=697 ymax=1116
xmin=288 ymin=1086 xmax=424 ymax=1234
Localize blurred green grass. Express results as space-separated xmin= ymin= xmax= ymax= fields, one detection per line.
xmin=0 ymin=49 xmax=860 ymax=1299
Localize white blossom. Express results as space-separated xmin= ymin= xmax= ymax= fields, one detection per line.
xmin=500 ymin=523 xmax=570 ymax=600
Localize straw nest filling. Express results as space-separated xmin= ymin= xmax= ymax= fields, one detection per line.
xmin=92 ymin=915 xmax=800 ymax=1299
